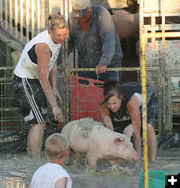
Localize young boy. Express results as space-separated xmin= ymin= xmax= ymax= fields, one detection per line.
xmin=28 ymin=133 xmax=72 ymax=188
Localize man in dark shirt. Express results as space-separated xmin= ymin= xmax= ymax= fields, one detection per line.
xmin=69 ymin=0 xmax=123 ymax=82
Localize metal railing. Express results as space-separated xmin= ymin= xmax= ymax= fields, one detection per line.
xmin=0 ymin=0 xmax=71 ymax=131
xmin=0 ymin=0 xmax=48 ymax=45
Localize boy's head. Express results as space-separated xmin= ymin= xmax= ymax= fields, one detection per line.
xmin=45 ymin=133 xmax=69 ymax=160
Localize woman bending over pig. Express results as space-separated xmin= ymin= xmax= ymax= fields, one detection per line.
xmin=100 ymin=80 xmax=158 ymax=161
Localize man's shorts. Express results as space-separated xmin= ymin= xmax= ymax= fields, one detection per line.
xmin=12 ymin=75 xmax=47 ymax=125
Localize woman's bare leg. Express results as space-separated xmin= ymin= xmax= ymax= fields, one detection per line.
xmin=27 ymin=122 xmax=45 ymax=158
xmin=147 ymin=123 xmax=157 ymax=161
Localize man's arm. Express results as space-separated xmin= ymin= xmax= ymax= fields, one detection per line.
xmin=96 ymin=7 xmax=123 ymax=74
xmin=35 ymin=43 xmax=63 ymax=122
xmin=68 ymin=16 xmax=76 ymax=55
xmin=68 ymin=34 xmax=75 ymax=55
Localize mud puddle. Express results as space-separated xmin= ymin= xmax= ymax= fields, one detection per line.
xmin=0 ymin=148 xmax=180 ymax=188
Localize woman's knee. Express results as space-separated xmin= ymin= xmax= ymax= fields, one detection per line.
xmin=147 ymin=124 xmax=156 ymax=136
xmin=147 ymin=123 xmax=154 ymax=130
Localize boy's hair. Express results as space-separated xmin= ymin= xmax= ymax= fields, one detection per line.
xmin=45 ymin=133 xmax=69 ymax=160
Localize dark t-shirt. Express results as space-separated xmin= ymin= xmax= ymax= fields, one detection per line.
xmin=110 ymin=82 xmax=141 ymax=121
xmin=68 ymin=4 xmax=123 ymax=68
xmin=109 ymin=82 xmax=157 ymax=133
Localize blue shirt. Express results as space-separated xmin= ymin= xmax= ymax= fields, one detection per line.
xmin=68 ymin=4 xmax=123 ymax=68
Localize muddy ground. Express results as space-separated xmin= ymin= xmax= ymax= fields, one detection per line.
xmin=0 ymin=147 xmax=180 ymax=188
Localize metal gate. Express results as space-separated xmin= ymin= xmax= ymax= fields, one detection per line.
xmin=140 ymin=0 xmax=180 ymax=134
xmin=1 ymin=0 xmax=180 ymax=135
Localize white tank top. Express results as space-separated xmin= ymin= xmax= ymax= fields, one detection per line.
xmin=14 ymin=30 xmax=61 ymax=79
xmin=31 ymin=163 xmax=72 ymax=188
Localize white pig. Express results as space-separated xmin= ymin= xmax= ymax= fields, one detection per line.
xmin=61 ymin=118 xmax=139 ymax=169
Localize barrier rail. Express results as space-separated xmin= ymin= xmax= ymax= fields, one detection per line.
xmin=0 ymin=0 xmax=48 ymax=44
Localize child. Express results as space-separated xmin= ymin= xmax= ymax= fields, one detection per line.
xmin=29 ymin=133 xmax=72 ymax=188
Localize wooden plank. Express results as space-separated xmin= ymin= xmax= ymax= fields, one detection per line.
xmin=0 ymin=28 xmax=24 ymax=51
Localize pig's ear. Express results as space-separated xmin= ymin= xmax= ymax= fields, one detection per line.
xmin=114 ymin=137 xmax=123 ymax=144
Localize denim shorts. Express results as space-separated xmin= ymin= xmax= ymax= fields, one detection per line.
xmin=143 ymin=86 xmax=158 ymax=126
xmin=12 ymin=75 xmax=47 ymax=125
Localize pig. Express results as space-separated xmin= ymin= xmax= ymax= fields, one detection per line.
xmin=61 ymin=118 xmax=139 ymax=170
xmin=111 ymin=9 xmax=139 ymax=58
xmin=112 ymin=10 xmax=139 ymax=40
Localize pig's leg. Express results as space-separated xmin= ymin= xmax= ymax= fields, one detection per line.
xmin=123 ymin=124 xmax=134 ymax=138
xmin=147 ymin=123 xmax=157 ymax=161
xmin=107 ymin=159 xmax=120 ymax=172
xmin=75 ymin=152 xmax=82 ymax=161
xmin=70 ymin=152 xmax=82 ymax=166
xmin=108 ymin=159 xmax=118 ymax=166
xmin=86 ymin=152 xmax=97 ymax=170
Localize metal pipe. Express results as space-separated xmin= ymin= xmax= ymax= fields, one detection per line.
xmin=20 ymin=0 xmax=24 ymax=42
xmin=4 ymin=0 xmax=8 ymax=29
xmin=140 ymin=0 xmax=149 ymax=188
xmin=71 ymin=67 xmax=159 ymax=72
xmin=26 ymin=0 xmax=29 ymax=42
xmin=31 ymin=0 xmax=35 ymax=39
xmin=143 ymin=32 xmax=180 ymax=38
xmin=15 ymin=0 xmax=18 ymax=38
xmin=0 ymin=0 xmax=2 ymax=25
xmin=9 ymin=0 xmax=12 ymax=34
xmin=37 ymin=0 xmax=40 ymax=33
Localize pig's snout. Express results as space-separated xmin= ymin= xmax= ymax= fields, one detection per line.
xmin=132 ymin=151 xmax=140 ymax=161
xmin=127 ymin=151 xmax=139 ymax=162
xmin=134 ymin=154 xmax=140 ymax=161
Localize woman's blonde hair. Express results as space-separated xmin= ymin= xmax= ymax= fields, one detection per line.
xmin=45 ymin=133 xmax=69 ymax=160
xmin=48 ymin=13 xmax=69 ymax=34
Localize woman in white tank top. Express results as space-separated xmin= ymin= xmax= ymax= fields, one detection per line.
xmin=13 ymin=14 xmax=69 ymax=158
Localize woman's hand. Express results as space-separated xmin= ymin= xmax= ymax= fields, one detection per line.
xmin=103 ymin=116 xmax=113 ymax=131
xmin=52 ymin=106 xmax=64 ymax=122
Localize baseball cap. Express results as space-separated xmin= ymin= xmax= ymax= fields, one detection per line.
xmin=71 ymin=0 xmax=91 ymax=17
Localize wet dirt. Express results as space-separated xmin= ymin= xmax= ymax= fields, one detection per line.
xmin=0 ymin=148 xmax=180 ymax=188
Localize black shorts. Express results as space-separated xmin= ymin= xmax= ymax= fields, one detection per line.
xmin=12 ymin=75 xmax=47 ymax=125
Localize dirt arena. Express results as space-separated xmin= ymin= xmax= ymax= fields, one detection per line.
xmin=0 ymin=147 xmax=180 ymax=188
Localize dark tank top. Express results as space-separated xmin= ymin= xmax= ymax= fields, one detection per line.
xmin=110 ymin=82 xmax=142 ymax=132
